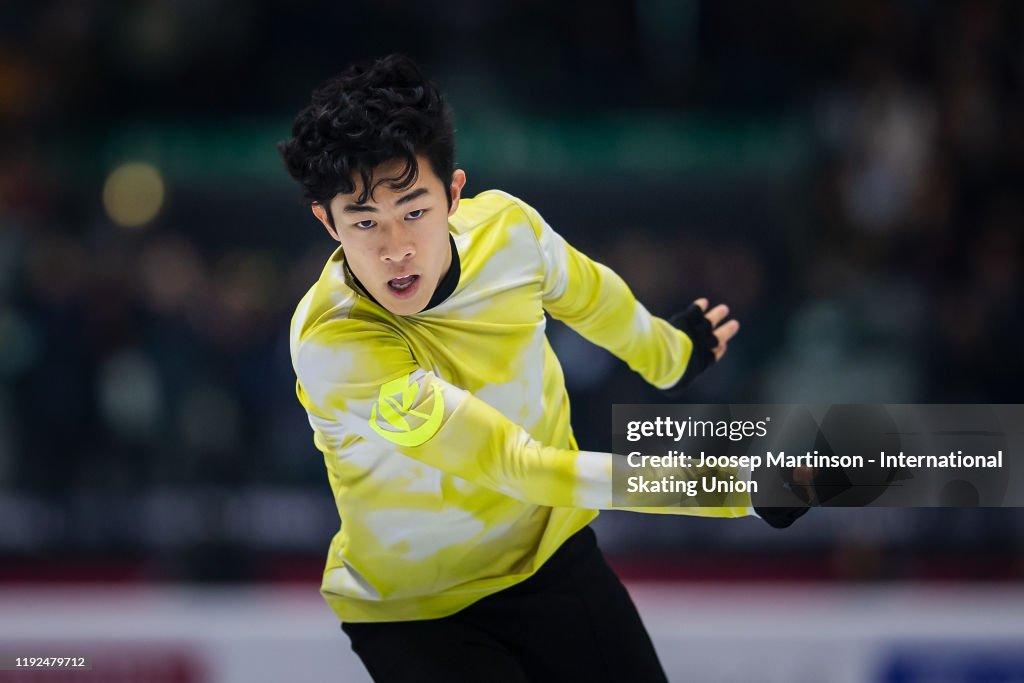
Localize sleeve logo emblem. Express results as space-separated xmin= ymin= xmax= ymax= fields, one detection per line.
xmin=369 ymin=373 xmax=445 ymax=446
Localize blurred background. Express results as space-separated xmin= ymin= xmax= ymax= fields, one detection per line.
xmin=1 ymin=0 xmax=1023 ymax=680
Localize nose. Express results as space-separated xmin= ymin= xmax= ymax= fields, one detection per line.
xmin=379 ymin=222 xmax=415 ymax=263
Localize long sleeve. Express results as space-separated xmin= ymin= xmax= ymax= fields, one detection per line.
xmin=294 ymin=318 xmax=750 ymax=516
xmin=524 ymin=202 xmax=693 ymax=389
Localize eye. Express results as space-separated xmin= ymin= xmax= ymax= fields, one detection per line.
xmin=354 ymin=219 xmax=376 ymax=230
xmin=406 ymin=209 xmax=426 ymax=220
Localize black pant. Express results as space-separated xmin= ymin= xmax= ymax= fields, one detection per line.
xmin=341 ymin=525 xmax=668 ymax=682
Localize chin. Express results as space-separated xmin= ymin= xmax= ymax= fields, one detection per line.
xmin=385 ymin=297 xmax=428 ymax=316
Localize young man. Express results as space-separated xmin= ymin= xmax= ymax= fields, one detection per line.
xmin=279 ymin=54 xmax=810 ymax=682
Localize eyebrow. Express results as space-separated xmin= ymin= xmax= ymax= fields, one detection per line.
xmin=343 ymin=187 xmax=430 ymax=213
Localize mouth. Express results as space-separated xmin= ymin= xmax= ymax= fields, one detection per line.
xmin=386 ymin=274 xmax=420 ymax=299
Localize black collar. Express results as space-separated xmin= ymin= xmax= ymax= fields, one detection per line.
xmin=344 ymin=233 xmax=460 ymax=313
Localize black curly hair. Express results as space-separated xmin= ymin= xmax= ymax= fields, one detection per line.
xmin=278 ymin=54 xmax=456 ymax=224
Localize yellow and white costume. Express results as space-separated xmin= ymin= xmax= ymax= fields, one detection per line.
xmin=290 ymin=190 xmax=752 ymax=623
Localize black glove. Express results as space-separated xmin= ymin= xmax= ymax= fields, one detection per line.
xmin=752 ymin=464 xmax=816 ymax=529
xmin=662 ymin=303 xmax=719 ymax=398
xmin=753 ymin=504 xmax=810 ymax=529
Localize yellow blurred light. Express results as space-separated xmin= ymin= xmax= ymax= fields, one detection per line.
xmin=102 ymin=162 xmax=165 ymax=228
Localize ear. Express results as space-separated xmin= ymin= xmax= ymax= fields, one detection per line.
xmin=447 ymin=169 xmax=467 ymax=216
xmin=312 ymin=203 xmax=341 ymax=242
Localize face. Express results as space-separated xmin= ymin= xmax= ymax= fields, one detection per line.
xmin=313 ymin=157 xmax=466 ymax=316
